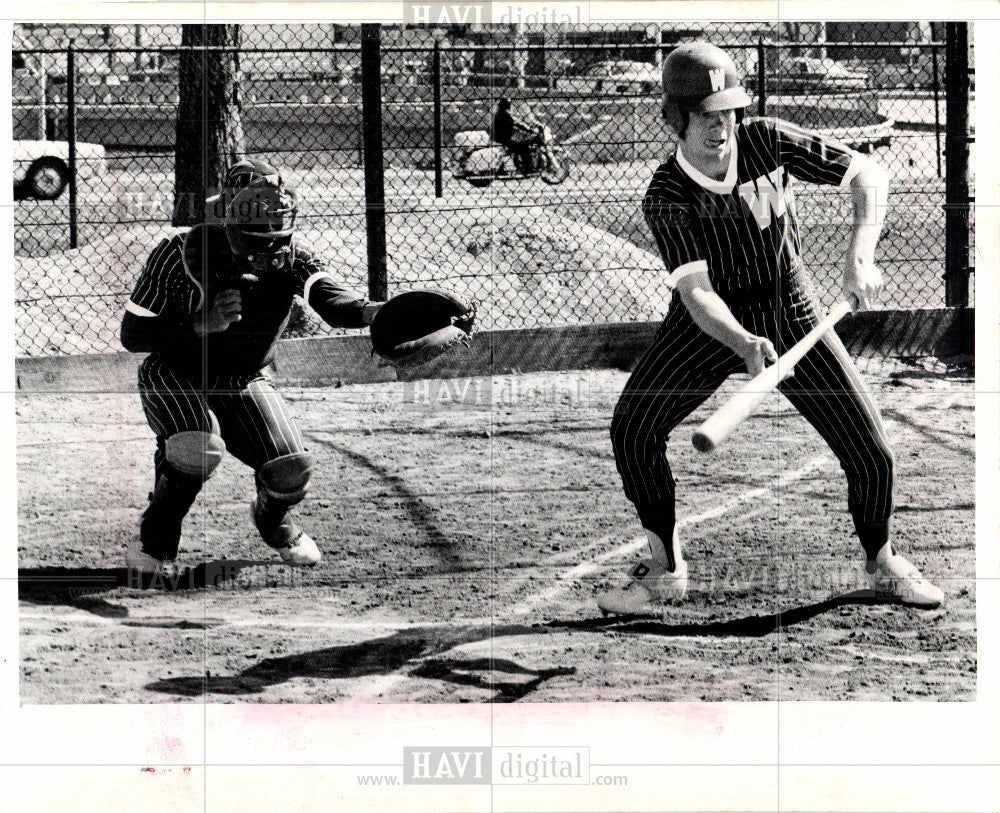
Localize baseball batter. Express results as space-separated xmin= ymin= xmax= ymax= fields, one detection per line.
xmin=597 ymin=43 xmax=943 ymax=614
xmin=120 ymin=162 xmax=382 ymax=576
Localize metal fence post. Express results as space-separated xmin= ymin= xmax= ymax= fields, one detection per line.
xmin=632 ymin=97 xmax=638 ymax=162
xmin=38 ymin=53 xmax=48 ymax=139
xmin=930 ymin=23 xmax=942 ymax=178
xmin=66 ymin=41 xmax=78 ymax=249
xmin=433 ymin=40 xmax=443 ymax=197
xmin=757 ymin=38 xmax=767 ymax=117
xmin=361 ymin=23 xmax=388 ymax=301
xmin=944 ymin=22 xmax=971 ymax=308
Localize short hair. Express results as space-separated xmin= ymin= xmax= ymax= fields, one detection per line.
xmin=663 ymin=104 xmax=743 ymax=140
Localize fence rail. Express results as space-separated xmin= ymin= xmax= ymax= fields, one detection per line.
xmin=12 ymin=22 xmax=972 ymax=358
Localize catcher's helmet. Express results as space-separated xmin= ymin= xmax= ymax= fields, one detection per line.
xmin=661 ymin=42 xmax=752 ymax=135
xmin=224 ymin=158 xmax=282 ymax=191
xmin=206 ymin=159 xmax=283 ymax=222
xmin=224 ymin=184 xmax=298 ymax=273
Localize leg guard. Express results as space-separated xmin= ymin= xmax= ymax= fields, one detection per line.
xmin=140 ymin=432 xmax=226 ymax=560
xmin=253 ymin=452 xmax=315 ymax=549
xmin=164 ymin=431 xmax=227 ymax=479
xmin=140 ymin=464 xmax=204 ymax=560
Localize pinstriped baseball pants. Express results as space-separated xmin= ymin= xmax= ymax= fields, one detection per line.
xmin=137 ymin=355 xmax=306 ymax=473
xmin=610 ymin=303 xmax=895 ymax=551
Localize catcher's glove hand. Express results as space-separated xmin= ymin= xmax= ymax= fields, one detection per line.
xmin=370 ymin=289 xmax=476 ymax=368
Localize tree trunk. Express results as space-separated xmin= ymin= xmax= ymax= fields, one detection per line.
xmin=511 ymin=23 xmax=527 ymax=89
xmin=173 ymin=24 xmax=245 ymax=227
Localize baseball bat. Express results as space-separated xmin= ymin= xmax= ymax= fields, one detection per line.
xmin=692 ymin=300 xmax=853 ymax=453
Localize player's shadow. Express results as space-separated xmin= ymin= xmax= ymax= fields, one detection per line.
xmin=145 ymin=622 xmax=574 ymax=702
xmin=410 ymin=658 xmax=576 ymax=702
xmin=549 ymin=590 xmax=886 ymax=637
xmin=17 ymin=560 xmax=271 ymax=618
xmin=144 ymin=593 xmax=883 ymax=700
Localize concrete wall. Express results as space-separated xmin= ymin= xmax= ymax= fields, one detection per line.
xmin=15 ymin=308 xmax=973 ymax=393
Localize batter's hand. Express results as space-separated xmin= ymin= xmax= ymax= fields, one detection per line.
xmin=844 ymin=252 xmax=883 ymax=312
xmin=740 ymin=335 xmax=779 ymax=378
xmin=193 ymin=288 xmax=242 ymax=335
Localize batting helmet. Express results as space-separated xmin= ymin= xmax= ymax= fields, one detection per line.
xmin=661 ymin=42 xmax=752 ymax=135
xmin=224 ymin=184 xmax=298 ymax=273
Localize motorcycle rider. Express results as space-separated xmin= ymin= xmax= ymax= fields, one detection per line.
xmin=491 ymin=97 xmax=542 ymax=174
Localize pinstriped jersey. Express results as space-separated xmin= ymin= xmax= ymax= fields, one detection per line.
xmin=643 ymin=117 xmax=860 ymax=319
xmin=126 ymin=223 xmax=367 ymax=378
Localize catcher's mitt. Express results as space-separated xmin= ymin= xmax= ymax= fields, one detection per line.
xmin=370 ymin=289 xmax=476 ymax=368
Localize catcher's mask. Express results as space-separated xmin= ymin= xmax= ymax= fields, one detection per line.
xmin=661 ymin=42 xmax=751 ymax=137
xmin=224 ymin=158 xmax=282 ymax=191
xmin=206 ymin=159 xmax=283 ymax=222
xmin=224 ymin=184 xmax=298 ymax=275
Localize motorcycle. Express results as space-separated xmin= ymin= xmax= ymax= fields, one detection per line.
xmin=452 ymin=124 xmax=571 ymax=188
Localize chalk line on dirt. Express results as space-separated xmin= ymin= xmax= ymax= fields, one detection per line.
xmin=18 ymin=613 xmax=504 ymax=631
xmin=347 ymin=452 xmax=833 ymax=701
xmin=506 ymin=452 xmax=833 ymax=618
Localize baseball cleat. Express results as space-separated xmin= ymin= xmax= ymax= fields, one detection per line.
xmin=252 ymin=498 xmax=322 ymax=567
xmin=864 ymin=547 xmax=943 ymax=608
xmin=274 ymin=531 xmax=322 ymax=567
xmin=125 ymin=537 xmax=180 ymax=578
xmin=596 ymin=557 xmax=688 ymax=617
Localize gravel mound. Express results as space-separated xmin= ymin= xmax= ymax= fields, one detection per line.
xmin=16 ymin=202 xmax=667 ymax=357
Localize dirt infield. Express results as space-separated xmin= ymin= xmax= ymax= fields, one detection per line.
xmin=17 ymin=362 xmax=975 ymax=703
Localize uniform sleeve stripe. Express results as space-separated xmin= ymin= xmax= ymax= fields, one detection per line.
xmin=669 ymin=260 xmax=708 ymax=286
xmin=178 ymin=231 xmax=205 ymax=311
xmin=303 ymin=271 xmax=336 ymax=304
xmin=125 ymin=300 xmax=159 ymax=317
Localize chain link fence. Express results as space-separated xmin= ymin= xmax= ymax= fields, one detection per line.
xmin=13 ymin=22 xmax=972 ymax=358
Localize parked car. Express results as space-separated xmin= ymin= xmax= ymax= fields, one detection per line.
xmin=559 ymin=60 xmax=660 ymax=94
xmin=748 ymin=57 xmax=870 ymax=93
xmin=13 ymin=139 xmax=107 ymax=201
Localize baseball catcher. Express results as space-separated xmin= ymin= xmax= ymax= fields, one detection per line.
xmin=120 ymin=161 xmax=385 ymax=575
xmin=597 ymin=42 xmax=943 ymax=615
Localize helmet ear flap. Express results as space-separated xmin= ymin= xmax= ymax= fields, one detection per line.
xmin=662 ymin=98 xmax=688 ymax=138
